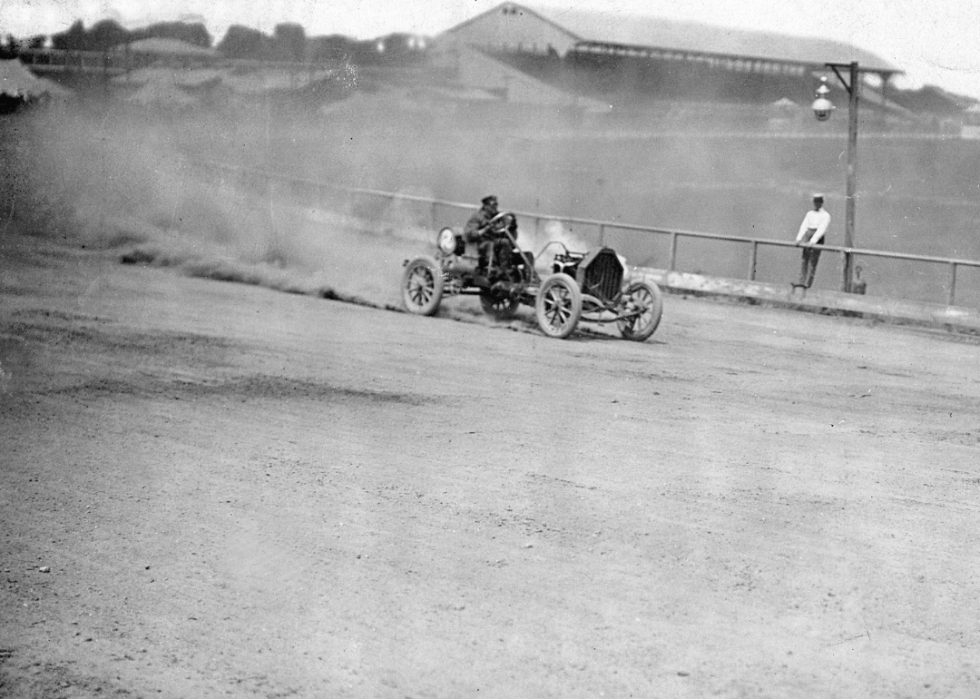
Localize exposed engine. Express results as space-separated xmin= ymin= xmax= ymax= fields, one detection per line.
xmin=551 ymin=247 xmax=625 ymax=304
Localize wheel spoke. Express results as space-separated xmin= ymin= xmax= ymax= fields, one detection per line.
xmin=402 ymin=257 xmax=443 ymax=316
xmin=408 ymin=269 xmax=433 ymax=306
xmin=633 ymin=289 xmax=652 ymax=327
xmin=535 ymin=274 xmax=581 ymax=339
xmin=616 ymin=283 xmax=661 ymax=341
xmin=545 ymin=290 xmax=570 ymax=328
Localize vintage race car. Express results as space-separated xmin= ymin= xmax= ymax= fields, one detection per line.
xmin=401 ymin=212 xmax=663 ymax=341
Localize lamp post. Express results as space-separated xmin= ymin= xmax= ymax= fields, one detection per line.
xmin=811 ymin=61 xmax=859 ymax=293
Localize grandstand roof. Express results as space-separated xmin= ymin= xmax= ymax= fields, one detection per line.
xmin=445 ymin=3 xmax=900 ymax=74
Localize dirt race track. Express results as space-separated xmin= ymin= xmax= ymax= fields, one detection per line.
xmin=2 ymin=234 xmax=980 ymax=699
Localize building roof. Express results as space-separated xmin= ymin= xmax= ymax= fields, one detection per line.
xmin=0 ymin=58 xmax=72 ymax=98
xmin=447 ymin=3 xmax=900 ymax=74
xmin=121 ymin=38 xmax=217 ymax=57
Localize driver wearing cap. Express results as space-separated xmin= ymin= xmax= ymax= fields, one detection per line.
xmin=464 ymin=195 xmax=499 ymax=242
xmin=464 ymin=195 xmax=501 ymax=274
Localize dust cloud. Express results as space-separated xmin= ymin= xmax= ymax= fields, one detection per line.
xmin=2 ymin=102 xmax=600 ymax=322
xmin=3 ymin=105 xmax=446 ymax=312
xmin=4 ymin=87 xmax=980 ymax=309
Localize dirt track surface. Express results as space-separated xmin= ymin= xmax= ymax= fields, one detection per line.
xmin=2 ymin=235 xmax=980 ymax=698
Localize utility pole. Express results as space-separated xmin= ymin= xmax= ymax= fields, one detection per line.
xmin=842 ymin=61 xmax=859 ymax=293
xmin=812 ymin=61 xmax=860 ymax=293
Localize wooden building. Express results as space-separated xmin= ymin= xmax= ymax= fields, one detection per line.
xmin=436 ymin=3 xmax=901 ymax=110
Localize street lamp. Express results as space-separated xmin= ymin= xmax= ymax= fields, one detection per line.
xmin=811 ymin=61 xmax=859 ymax=293
xmin=811 ymin=78 xmax=835 ymax=121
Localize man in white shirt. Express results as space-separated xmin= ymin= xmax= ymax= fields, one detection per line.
xmin=794 ymin=194 xmax=831 ymax=289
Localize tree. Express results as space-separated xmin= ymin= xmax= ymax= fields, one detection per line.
xmin=87 ymin=19 xmax=130 ymax=51
xmin=217 ymin=24 xmax=269 ymax=59
xmin=307 ymin=34 xmax=356 ymax=63
xmin=273 ymin=23 xmax=306 ymax=63
xmin=51 ymin=20 xmax=88 ymax=51
xmin=0 ymin=35 xmax=19 ymax=58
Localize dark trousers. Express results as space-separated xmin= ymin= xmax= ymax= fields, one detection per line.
xmin=797 ymin=230 xmax=822 ymax=288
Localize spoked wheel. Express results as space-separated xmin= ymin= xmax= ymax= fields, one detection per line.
xmin=617 ymin=280 xmax=663 ymax=341
xmin=480 ymin=292 xmax=520 ymax=321
xmin=401 ymin=256 xmax=443 ymax=316
xmin=535 ymin=273 xmax=582 ymax=339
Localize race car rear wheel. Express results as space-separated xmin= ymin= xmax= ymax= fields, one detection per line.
xmin=535 ymin=273 xmax=582 ymax=339
xmin=401 ymin=256 xmax=443 ymax=316
xmin=480 ymin=292 xmax=520 ymax=321
xmin=617 ymin=280 xmax=663 ymax=341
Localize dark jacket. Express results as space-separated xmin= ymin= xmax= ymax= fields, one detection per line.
xmin=464 ymin=207 xmax=497 ymax=242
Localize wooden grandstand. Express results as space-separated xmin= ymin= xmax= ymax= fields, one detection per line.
xmin=436 ymin=3 xmax=903 ymax=115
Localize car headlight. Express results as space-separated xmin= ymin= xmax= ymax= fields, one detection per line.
xmin=438 ymin=227 xmax=458 ymax=254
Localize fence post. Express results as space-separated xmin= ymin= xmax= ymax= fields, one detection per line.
xmin=948 ymin=262 xmax=958 ymax=306
xmin=669 ymin=232 xmax=679 ymax=271
xmin=748 ymin=241 xmax=759 ymax=281
xmin=431 ymin=201 xmax=437 ymax=229
xmin=842 ymin=250 xmax=853 ymax=293
xmin=599 ymin=224 xmax=605 ymax=247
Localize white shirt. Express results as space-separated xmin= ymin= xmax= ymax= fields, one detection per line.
xmin=796 ymin=207 xmax=831 ymax=244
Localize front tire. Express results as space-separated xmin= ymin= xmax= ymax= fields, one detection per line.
xmin=535 ymin=273 xmax=582 ymax=339
xmin=617 ymin=280 xmax=663 ymax=341
xmin=401 ymin=256 xmax=443 ymax=316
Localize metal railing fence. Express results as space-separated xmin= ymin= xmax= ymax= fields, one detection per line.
xmin=16 ymin=48 xmax=129 ymax=74
xmin=199 ymin=160 xmax=980 ymax=308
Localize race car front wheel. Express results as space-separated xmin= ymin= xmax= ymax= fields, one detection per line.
xmin=401 ymin=256 xmax=443 ymax=316
xmin=617 ymin=280 xmax=663 ymax=341
xmin=535 ymin=273 xmax=582 ymax=339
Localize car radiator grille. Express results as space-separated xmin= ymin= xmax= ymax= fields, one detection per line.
xmin=582 ymin=251 xmax=622 ymax=303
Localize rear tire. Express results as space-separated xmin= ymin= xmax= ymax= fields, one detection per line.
xmin=617 ymin=280 xmax=663 ymax=341
xmin=401 ymin=256 xmax=443 ymax=316
xmin=535 ymin=273 xmax=582 ymax=339
xmin=480 ymin=292 xmax=520 ymax=321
